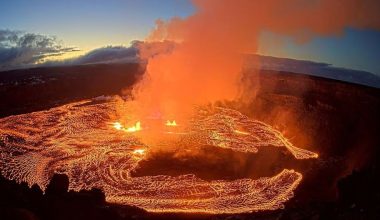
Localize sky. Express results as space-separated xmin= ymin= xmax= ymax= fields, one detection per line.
xmin=1 ymin=0 xmax=380 ymax=75
xmin=0 ymin=0 xmax=195 ymax=51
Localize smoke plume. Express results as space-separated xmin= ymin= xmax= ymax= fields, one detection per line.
xmin=131 ymin=0 xmax=380 ymax=121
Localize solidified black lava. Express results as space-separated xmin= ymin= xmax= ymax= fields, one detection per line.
xmin=132 ymin=145 xmax=314 ymax=180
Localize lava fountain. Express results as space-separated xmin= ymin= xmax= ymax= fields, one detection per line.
xmin=0 ymin=98 xmax=317 ymax=214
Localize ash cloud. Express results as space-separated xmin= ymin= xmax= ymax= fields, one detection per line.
xmin=0 ymin=29 xmax=78 ymax=70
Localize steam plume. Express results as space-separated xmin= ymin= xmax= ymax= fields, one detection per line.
xmin=132 ymin=0 xmax=380 ymax=120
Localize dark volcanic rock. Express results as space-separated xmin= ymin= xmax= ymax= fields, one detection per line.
xmin=0 ymin=174 xmax=146 ymax=220
xmin=45 ymin=174 xmax=69 ymax=196
xmin=0 ymin=63 xmax=144 ymax=118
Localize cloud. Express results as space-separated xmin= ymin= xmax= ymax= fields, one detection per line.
xmin=43 ymin=40 xmax=176 ymax=66
xmin=1 ymin=29 xmax=377 ymax=88
xmin=68 ymin=45 xmax=139 ymax=65
xmin=0 ymin=31 xmax=176 ymax=70
xmin=0 ymin=30 xmax=78 ymax=70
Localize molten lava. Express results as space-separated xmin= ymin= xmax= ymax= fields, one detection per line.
xmin=165 ymin=120 xmax=177 ymax=126
xmin=0 ymin=98 xmax=318 ymax=214
xmin=126 ymin=121 xmax=142 ymax=133
xmin=112 ymin=122 xmax=123 ymax=130
xmin=133 ymin=149 xmax=146 ymax=155
xmin=234 ymin=129 xmax=250 ymax=135
xmin=112 ymin=121 xmax=142 ymax=133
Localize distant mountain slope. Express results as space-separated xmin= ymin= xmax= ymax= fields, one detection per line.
xmin=2 ymin=49 xmax=379 ymax=89
xmin=247 ymin=55 xmax=380 ymax=88
xmin=0 ymin=63 xmax=143 ymax=117
xmin=245 ymin=55 xmax=380 ymax=88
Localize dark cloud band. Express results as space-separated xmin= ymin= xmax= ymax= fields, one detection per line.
xmin=0 ymin=30 xmax=78 ymax=70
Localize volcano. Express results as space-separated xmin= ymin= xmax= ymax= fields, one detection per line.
xmin=0 ymin=64 xmax=379 ymax=219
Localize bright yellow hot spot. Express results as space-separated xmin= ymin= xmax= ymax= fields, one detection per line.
xmin=133 ymin=149 xmax=145 ymax=155
xmin=166 ymin=120 xmax=177 ymax=126
xmin=113 ymin=122 xmax=123 ymax=130
xmin=234 ymin=130 xmax=250 ymax=135
xmin=112 ymin=121 xmax=142 ymax=133
xmin=126 ymin=121 xmax=141 ymax=132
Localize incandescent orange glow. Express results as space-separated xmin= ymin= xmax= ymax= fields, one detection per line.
xmin=112 ymin=121 xmax=142 ymax=133
xmin=131 ymin=0 xmax=380 ymax=123
xmin=133 ymin=149 xmax=146 ymax=155
xmin=165 ymin=120 xmax=177 ymax=126
xmin=112 ymin=122 xmax=123 ymax=130
xmin=0 ymin=99 xmax=318 ymax=213
xmin=126 ymin=121 xmax=142 ymax=133
xmin=234 ymin=129 xmax=250 ymax=135
xmin=1 ymin=0 xmax=378 ymax=215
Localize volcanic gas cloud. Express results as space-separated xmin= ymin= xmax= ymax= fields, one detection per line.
xmin=131 ymin=0 xmax=380 ymax=121
xmin=107 ymin=0 xmax=380 ymax=212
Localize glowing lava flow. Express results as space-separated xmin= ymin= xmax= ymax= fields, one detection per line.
xmin=234 ymin=129 xmax=250 ymax=135
xmin=112 ymin=121 xmax=142 ymax=133
xmin=0 ymin=98 xmax=317 ymax=214
xmin=133 ymin=149 xmax=146 ymax=155
xmin=112 ymin=122 xmax=123 ymax=130
xmin=166 ymin=120 xmax=177 ymax=126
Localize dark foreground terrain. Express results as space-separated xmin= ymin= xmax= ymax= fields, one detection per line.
xmin=1 ymin=167 xmax=378 ymax=220
xmin=0 ymin=63 xmax=143 ymax=117
xmin=0 ymin=64 xmax=379 ymax=219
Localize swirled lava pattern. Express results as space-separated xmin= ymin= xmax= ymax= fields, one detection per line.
xmin=0 ymin=99 xmax=318 ymax=214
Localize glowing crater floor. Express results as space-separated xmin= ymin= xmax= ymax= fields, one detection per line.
xmin=0 ymin=99 xmax=317 ymax=214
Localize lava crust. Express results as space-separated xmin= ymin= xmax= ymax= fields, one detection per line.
xmin=0 ymin=99 xmax=317 ymax=213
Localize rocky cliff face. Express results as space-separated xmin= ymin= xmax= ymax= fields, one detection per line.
xmin=238 ymin=69 xmax=380 ymax=203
